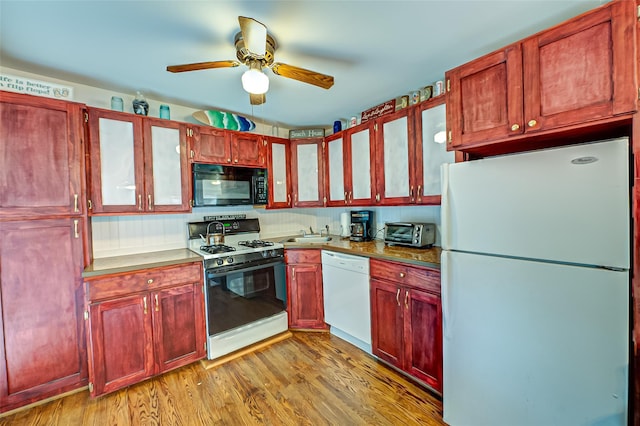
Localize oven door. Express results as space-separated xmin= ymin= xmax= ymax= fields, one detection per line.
xmin=205 ymin=259 xmax=286 ymax=336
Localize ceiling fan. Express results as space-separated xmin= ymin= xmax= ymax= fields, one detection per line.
xmin=167 ymin=16 xmax=334 ymax=106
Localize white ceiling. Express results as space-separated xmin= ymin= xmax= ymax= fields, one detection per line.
xmin=0 ymin=0 xmax=605 ymax=129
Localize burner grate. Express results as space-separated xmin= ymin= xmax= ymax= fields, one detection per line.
xmin=238 ymin=240 xmax=275 ymax=248
xmin=200 ymin=244 xmax=236 ymax=254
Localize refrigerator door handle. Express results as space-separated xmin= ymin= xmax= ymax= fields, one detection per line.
xmin=441 ymin=250 xmax=452 ymax=340
xmin=440 ymin=163 xmax=451 ymax=250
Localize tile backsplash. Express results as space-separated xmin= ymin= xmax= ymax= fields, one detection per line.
xmin=91 ymin=205 xmax=440 ymax=259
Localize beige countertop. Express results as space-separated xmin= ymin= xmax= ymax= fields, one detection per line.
xmin=83 ymin=237 xmax=440 ymax=279
xmin=272 ymin=235 xmax=441 ymax=269
xmin=83 ymin=248 xmax=203 ymax=278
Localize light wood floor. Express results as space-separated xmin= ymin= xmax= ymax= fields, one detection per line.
xmin=1 ymin=332 xmax=446 ymax=425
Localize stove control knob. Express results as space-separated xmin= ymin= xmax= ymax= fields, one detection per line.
xmin=216 ymin=259 xmax=224 ymax=266
xmin=227 ymin=257 xmax=234 ymax=264
xmin=261 ymin=251 xmax=269 ymax=258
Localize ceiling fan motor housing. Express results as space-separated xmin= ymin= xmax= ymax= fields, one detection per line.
xmin=234 ymin=32 xmax=276 ymax=68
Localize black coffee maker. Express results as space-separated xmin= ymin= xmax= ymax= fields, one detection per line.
xmin=350 ymin=210 xmax=374 ymax=242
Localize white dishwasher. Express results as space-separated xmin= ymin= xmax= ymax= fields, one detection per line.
xmin=321 ymin=250 xmax=371 ymax=354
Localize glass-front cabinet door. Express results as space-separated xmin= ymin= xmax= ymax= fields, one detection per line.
xmin=88 ymin=108 xmax=190 ymax=214
xmin=347 ymin=122 xmax=375 ymax=205
xmin=143 ymin=118 xmax=189 ymax=212
xmin=88 ymin=109 xmax=144 ymax=213
xmin=290 ymin=138 xmax=324 ymax=207
xmin=266 ymin=136 xmax=291 ymax=208
xmin=414 ymin=99 xmax=455 ymax=204
xmin=375 ymin=109 xmax=412 ymax=204
xmin=324 ymin=133 xmax=345 ymax=206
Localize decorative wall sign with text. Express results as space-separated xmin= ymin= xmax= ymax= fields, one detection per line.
xmin=0 ymin=74 xmax=74 ymax=100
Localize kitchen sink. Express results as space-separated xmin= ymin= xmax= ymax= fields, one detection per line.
xmin=285 ymin=235 xmax=332 ymax=243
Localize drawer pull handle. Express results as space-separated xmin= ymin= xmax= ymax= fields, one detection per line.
xmin=74 ymin=194 xmax=79 ymax=212
xmin=399 ymin=272 xmax=406 ymax=278
xmin=143 ymin=296 xmax=148 ymax=315
xmin=396 ymin=288 xmax=401 ymax=306
xmin=147 ymin=279 xmax=153 ymax=284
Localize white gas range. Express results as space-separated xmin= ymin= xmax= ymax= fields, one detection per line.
xmin=187 ymin=217 xmax=287 ymax=360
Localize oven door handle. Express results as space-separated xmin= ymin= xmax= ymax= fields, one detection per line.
xmin=206 ymin=259 xmax=284 ymax=278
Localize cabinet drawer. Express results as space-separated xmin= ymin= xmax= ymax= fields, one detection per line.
xmin=285 ymin=249 xmax=321 ymax=264
xmin=370 ymin=258 xmax=440 ymax=294
xmin=86 ymin=263 xmax=202 ymax=301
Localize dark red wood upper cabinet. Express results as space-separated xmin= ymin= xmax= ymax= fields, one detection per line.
xmin=446 ymin=44 xmax=524 ymax=149
xmin=0 ymin=91 xmax=85 ymax=218
xmin=523 ymin=1 xmax=636 ymax=132
xmin=446 ymin=0 xmax=637 ymax=152
xmin=191 ymin=126 xmax=232 ymax=164
xmin=190 ymin=126 xmax=266 ymax=168
xmin=232 ymin=132 xmax=266 ymax=167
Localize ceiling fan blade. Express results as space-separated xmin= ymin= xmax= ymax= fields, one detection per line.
xmin=167 ymin=60 xmax=240 ymax=73
xmin=238 ymin=16 xmax=267 ymax=57
xmin=271 ymin=63 xmax=334 ymax=89
xmin=250 ymin=93 xmax=266 ymax=105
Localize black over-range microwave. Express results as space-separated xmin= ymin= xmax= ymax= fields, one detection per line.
xmin=192 ymin=163 xmax=268 ymax=207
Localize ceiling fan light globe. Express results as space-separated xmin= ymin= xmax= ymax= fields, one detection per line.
xmin=241 ymin=68 xmax=269 ymax=94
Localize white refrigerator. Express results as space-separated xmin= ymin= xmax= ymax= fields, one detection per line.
xmin=441 ymin=138 xmax=630 ymax=426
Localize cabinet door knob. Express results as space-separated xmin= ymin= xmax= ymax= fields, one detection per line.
xmin=234 ymin=159 xmax=238 ymax=163
xmin=511 ymin=124 xmax=520 ymax=131
xmin=527 ymin=119 xmax=538 ymax=128
xmin=399 ymin=272 xmax=406 ymax=278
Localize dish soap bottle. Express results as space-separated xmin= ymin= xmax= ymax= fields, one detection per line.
xmin=132 ymin=91 xmax=149 ymax=116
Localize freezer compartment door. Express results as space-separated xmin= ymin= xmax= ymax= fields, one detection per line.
xmin=441 ymin=138 xmax=629 ymax=269
xmin=441 ymin=250 xmax=628 ymax=426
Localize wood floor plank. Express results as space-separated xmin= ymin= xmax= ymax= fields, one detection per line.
xmin=0 ymin=331 xmax=445 ymax=426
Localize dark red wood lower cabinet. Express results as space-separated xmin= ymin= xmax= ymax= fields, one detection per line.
xmin=286 ymin=249 xmax=326 ymax=330
xmin=86 ymin=264 xmax=205 ymax=397
xmin=370 ymin=259 xmax=442 ymax=392
xmin=0 ymin=219 xmax=87 ymax=412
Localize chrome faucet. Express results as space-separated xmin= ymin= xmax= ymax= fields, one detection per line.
xmin=299 ymin=229 xmax=307 ymax=237
xmin=321 ymin=225 xmax=330 ymax=236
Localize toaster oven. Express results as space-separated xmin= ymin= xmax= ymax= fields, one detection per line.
xmin=384 ymin=222 xmax=436 ymax=248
